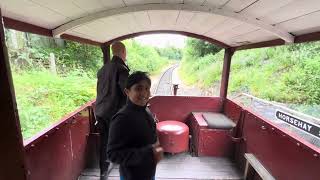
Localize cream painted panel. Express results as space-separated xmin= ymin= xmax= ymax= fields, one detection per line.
xmin=72 ymin=23 xmax=108 ymax=39
xmin=228 ymin=29 xmax=276 ymax=46
xmin=168 ymin=25 xmax=206 ymax=37
xmin=204 ymin=0 xmax=230 ymax=8
xmin=99 ymin=16 xmax=133 ymax=37
xmin=276 ymin=11 xmax=320 ymax=35
xmin=68 ymin=30 xmax=102 ymax=42
xmin=183 ymin=0 xmax=206 ymax=6
xmin=148 ymin=10 xmax=179 ymax=27
xmin=210 ymin=35 xmax=233 ymax=45
xmin=222 ymin=0 xmax=259 ymax=12
xmin=73 ymin=0 xmax=124 ymax=13
xmin=32 ymin=0 xmax=85 ymax=19
xmin=205 ymin=18 xmax=243 ymax=36
xmin=1 ymin=0 xmax=67 ymax=29
xmin=240 ymin=0 xmax=295 ymax=18
xmin=175 ymin=11 xmax=195 ymax=28
xmin=163 ymin=0 xmax=184 ymax=3
xmin=175 ymin=28 xmax=232 ymax=44
xmin=146 ymin=24 xmax=177 ymax=30
xmin=124 ymin=0 xmax=163 ymax=6
xmin=169 ymin=25 xmax=185 ymax=31
xmin=99 ymin=0 xmax=126 ymax=9
xmin=186 ymin=12 xmax=226 ymax=34
xmin=114 ymin=13 xmax=142 ymax=33
xmin=261 ymin=0 xmax=320 ymax=24
xmin=217 ymin=23 xmax=259 ymax=40
xmin=70 ymin=28 xmax=104 ymax=41
xmin=132 ymin=11 xmax=151 ymax=29
xmin=85 ymin=20 xmax=117 ymax=37
xmin=141 ymin=26 xmax=180 ymax=33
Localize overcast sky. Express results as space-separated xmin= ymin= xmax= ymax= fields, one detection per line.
xmin=134 ymin=34 xmax=186 ymax=48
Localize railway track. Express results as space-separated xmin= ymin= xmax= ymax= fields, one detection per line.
xmin=153 ymin=65 xmax=178 ymax=96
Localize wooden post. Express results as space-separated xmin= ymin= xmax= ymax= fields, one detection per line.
xmin=10 ymin=29 xmax=19 ymax=49
xmin=49 ymin=53 xmax=57 ymax=75
xmin=101 ymin=44 xmax=110 ymax=64
xmin=0 ymin=9 xmax=28 ymax=180
xmin=219 ymin=48 xmax=234 ymax=100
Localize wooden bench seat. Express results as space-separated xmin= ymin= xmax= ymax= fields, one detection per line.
xmin=202 ymin=112 xmax=236 ymax=129
xmin=244 ymin=153 xmax=275 ymax=180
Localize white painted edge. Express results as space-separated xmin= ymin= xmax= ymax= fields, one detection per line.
xmin=52 ymin=4 xmax=294 ymax=43
xmin=241 ymin=93 xmax=320 ymax=124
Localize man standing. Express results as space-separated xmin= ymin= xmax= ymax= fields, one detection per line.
xmin=95 ymin=41 xmax=129 ymax=179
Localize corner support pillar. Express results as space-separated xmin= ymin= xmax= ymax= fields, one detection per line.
xmin=220 ymin=48 xmax=235 ymax=100
xmin=0 ymin=8 xmax=28 ymax=180
xmin=101 ymin=44 xmax=111 ymax=64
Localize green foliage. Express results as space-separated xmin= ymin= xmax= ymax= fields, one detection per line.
xmin=179 ymin=38 xmax=223 ymax=87
xmin=7 ymin=31 xmax=103 ymax=76
xmin=185 ymin=38 xmax=222 ymax=58
xmin=227 ymin=43 xmax=320 ymax=105
xmin=155 ymin=46 xmax=183 ymax=60
xmin=6 ymin=30 xmax=170 ymax=139
xmin=180 ymin=39 xmax=320 ymax=106
xmin=283 ymin=56 xmax=320 ymax=104
xmin=179 ymin=50 xmax=224 ymax=87
xmin=125 ymin=40 xmax=169 ymax=74
xmin=27 ymin=41 xmax=103 ymax=76
xmin=13 ymin=70 xmax=96 ymax=139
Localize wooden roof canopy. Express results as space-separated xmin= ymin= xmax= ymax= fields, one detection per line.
xmin=1 ymin=0 xmax=320 ymax=50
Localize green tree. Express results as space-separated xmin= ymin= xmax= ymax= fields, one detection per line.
xmin=156 ymin=46 xmax=182 ymax=60
xmin=125 ymin=40 xmax=169 ymax=74
xmin=185 ymin=38 xmax=221 ymax=58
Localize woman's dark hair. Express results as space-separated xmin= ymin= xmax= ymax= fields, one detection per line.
xmin=125 ymin=71 xmax=151 ymax=89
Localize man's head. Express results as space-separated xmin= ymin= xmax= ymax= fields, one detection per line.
xmin=111 ymin=41 xmax=126 ymax=62
xmin=125 ymin=71 xmax=151 ymax=106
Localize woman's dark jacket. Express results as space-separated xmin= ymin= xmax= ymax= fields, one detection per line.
xmin=107 ymin=100 xmax=158 ymax=180
xmin=95 ymin=56 xmax=129 ymax=120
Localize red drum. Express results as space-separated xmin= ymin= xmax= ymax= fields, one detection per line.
xmin=156 ymin=121 xmax=189 ymax=153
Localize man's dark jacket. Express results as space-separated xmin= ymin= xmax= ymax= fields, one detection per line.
xmin=107 ymin=100 xmax=158 ymax=180
xmin=95 ymin=56 xmax=130 ymax=120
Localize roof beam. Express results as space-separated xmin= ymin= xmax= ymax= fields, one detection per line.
xmin=3 ymin=17 xmax=101 ymax=46
xmin=294 ymin=31 xmax=320 ymax=44
xmin=60 ymin=34 xmax=102 ymax=46
xmin=234 ymin=30 xmax=320 ymax=51
xmin=3 ymin=17 xmax=52 ymax=37
xmin=104 ymin=30 xmax=230 ymax=48
xmin=52 ymin=4 xmax=295 ymax=43
xmin=235 ymin=39 xmax=285 ymax=51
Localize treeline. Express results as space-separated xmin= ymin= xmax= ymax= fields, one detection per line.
xmin=179 ymin=38 xmax=320 ymax=106
xmin=6 ymin=30 xmax=181 ymax=76
xmin=6 ymin=29 xmax=103 ymax=76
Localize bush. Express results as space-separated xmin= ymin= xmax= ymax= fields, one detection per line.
xmin=179 ymin=39 xmax=320 ymax=105
xmin=12 ymin=70 xmax=96 ymax=139
xmin=125 ymin=40 xmax=169 ymax=74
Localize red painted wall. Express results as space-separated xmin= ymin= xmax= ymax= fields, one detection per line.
xmin=149 ymin=96 xmax=223 ymax=122
xmin=242 ymin=110 xmax=320 ymax=180
xmin=24 ymin=102 xmax=93 ymax=180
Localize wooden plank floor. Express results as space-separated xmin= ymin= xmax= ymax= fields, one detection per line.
xmin=79 ymin=153 xmax=243 ymax=180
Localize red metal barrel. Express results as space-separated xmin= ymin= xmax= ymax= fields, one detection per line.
xmin=156 ymin=120 xmax=189 ymax=153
